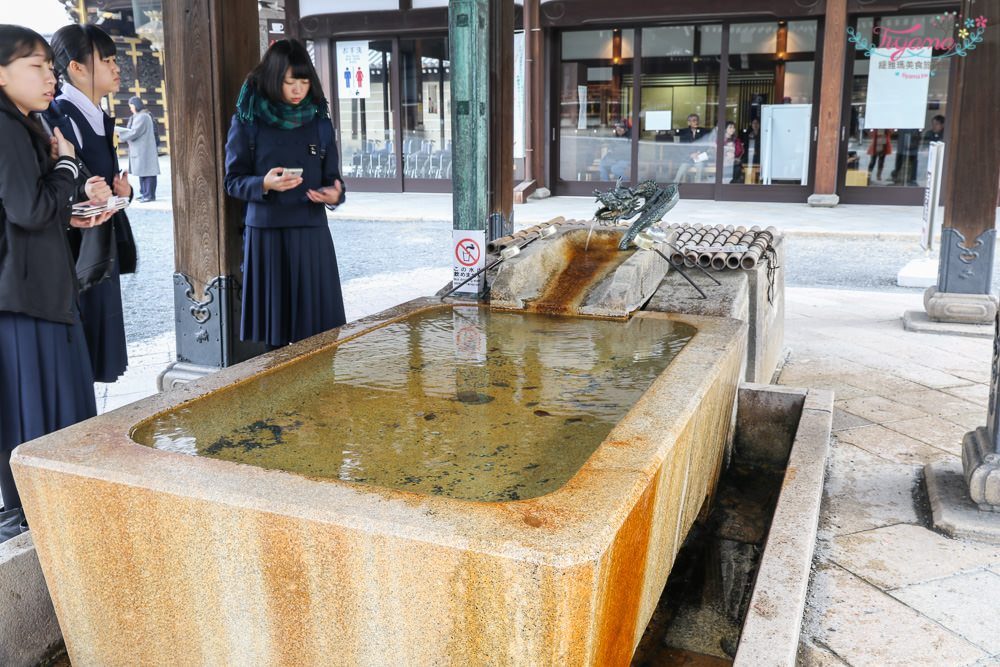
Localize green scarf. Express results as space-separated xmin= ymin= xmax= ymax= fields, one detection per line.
xmin=235 ymin=80 xmax=327 ymax=129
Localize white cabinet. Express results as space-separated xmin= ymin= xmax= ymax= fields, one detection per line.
xmin=761 ymin=104 xmax=812 ymax=185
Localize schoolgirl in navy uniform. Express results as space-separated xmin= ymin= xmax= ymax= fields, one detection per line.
xmin=47 ymin=24 xmax=132 ymax=383
xmin=0 ymin=25 xmax=112 ymax=540
xmin=224 ymin=39 xmax=347 ymax=348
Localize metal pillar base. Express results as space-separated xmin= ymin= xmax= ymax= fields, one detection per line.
xmin=157 ymin=362 xmax=220 ymax=392
xmin=166 ymin=273 xmax=267 ymax=390
xmin=924 ymin=286 xmax=998 ymax=324
xmin=925 ymin=457 xmax=1000 ymax=543
xmin=963 ymin=426 xmax=1000 ymax=511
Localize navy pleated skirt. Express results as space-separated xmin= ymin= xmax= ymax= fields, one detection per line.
xmin=241 ymin=225 xmax=347 ymax=347
xmin=0 ymin=311 xmax=97 ymax=452
xmin=78 ymin=261 xmax=128 ymax=383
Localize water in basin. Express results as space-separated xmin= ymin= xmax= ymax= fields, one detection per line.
xmin=132 ymin=306 xmax=694 ymax=502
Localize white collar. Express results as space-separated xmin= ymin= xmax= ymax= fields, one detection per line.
xmin=57 ymin=83 xmax=108 ymax=137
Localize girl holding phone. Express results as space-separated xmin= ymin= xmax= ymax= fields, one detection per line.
xmin=0 ymin=25 xmax=111 ymax=541
xmin=225 ymin=39 xmax=347 ymax=349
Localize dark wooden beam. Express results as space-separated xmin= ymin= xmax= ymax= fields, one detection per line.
xmin=538 ymin=0 xmax=825 ymax=27
xmin=285 ymin=0 xmax=301 ymax=40
xmin=490 ymin=0 xmax=515 ymax=224
xmin=942 ymin=0 xmax=1000 ymax=244
xmin=162 ymin=0 xmax=262 ymax=369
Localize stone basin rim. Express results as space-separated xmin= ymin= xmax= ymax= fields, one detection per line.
xmin=13 ymin=298 xmax=746 ymax=566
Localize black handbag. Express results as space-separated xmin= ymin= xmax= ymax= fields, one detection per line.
xmin=69 ymin=221 xmax=116 ymax=291
xmin=114 ymin=210 xmax=138 ymax=275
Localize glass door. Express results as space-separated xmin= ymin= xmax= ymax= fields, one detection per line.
xmin=556 ymin=28 xmax=635 ymax=195
xmin=723 ymin=20 xmax=817 ymax=198
xmin=398 ymin=37 xmax=452 ymax=192
xmin=637 ymin=24 xmax=721 ymax=197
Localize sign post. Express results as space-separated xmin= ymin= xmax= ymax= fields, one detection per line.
xmin=921 ymin=141 xmax=944 ymax=252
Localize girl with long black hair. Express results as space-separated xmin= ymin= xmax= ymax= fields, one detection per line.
xmin=0 ymin=25 xmax=112 ymax=541
xmin=47 ymin=23 xmax=132 ymax=384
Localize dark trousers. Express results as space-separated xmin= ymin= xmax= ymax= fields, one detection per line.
xmin=139 ymin=176 xmax=157 ymax=201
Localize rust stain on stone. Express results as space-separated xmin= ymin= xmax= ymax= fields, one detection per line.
xmin=593 ymin=467 xmax=660 ymax=665
xmin=527 ymin=233 xmax=630 ymax=316
xmin=259 ymin=517 xmax=312 ymax=664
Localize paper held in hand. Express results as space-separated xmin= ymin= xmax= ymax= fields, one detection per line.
xmin=72 ymin=196 xmax=130 ymax=218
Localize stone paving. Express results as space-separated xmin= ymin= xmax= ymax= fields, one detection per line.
xmin=784 ymin=288 xmax=1000 ymax=667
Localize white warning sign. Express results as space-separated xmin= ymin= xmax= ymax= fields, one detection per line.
xmin=452 ymin=230 xmax=486 ymax=295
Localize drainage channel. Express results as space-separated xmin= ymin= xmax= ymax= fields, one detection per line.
xmin=631 ymin=459 xmax=786 ymax=666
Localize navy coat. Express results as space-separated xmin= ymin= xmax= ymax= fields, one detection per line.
xmin=224 ymin=115 xmax=344 ymax=229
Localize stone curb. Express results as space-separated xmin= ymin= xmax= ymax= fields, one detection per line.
xmin=733 ymin=385 xmax=834 ymax=667
xmin=0 ymin=532 xmax=61 ymax=667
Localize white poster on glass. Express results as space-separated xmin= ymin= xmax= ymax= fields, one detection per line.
xmin=336 ymin=41 xmax=371 ymax=99
xmin=577 ymin=85 xmax=588 ymax=130
xmin=865 ymin=48 xmax=931 ymax=129
xmin=513 ymin=32 xmax=525 ymax=159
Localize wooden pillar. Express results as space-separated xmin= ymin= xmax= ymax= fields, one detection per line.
xmin=955 ymin=0 xmax=1000 ymax=510
xmin=526 ymin=0 xmax=545 ymax=189
xmin=928 ymin=0 xmax=1000 ymax=320
xmin=159 ymin=0 xmax=264 ymax=386
xmin=490 ymin=0 xmax=515 ymax=233
xmin=808 ymin=0 xmax=847 ymax=206
xmin=285 ymin=0 xmax=301 ymax=41
xmin=940 ymin=0 xmax=1000 ymax=257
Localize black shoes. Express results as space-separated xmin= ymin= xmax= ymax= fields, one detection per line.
xmin=0 ymin=506 xmax=28 ymax=543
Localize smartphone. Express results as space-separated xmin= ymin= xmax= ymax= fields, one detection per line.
xmin=284 ymin=167 xmax=303 ymax=178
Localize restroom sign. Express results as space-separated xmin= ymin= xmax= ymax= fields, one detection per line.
xmin=452 ymin=230 xmax=486 ymax=294
xmin=337 ymin=41 xmax=371 ymax=99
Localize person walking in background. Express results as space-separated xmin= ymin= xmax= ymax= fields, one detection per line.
xmin=48 ymin=23 xmax=132 ymax=384
xmin=867 ymin=128 xmax=893 ymax=182
xmin=115 ymin=95 xmax=159 ymax=201
xmin=0 ymin=25 xmax=112 ymax=541
xmin=224 ymin=38 xmax=347 ymax=349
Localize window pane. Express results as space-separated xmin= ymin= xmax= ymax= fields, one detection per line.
xmin=399 ymin=37 xmax=452 ymax=180
xmin=724 ymin=22 xmax=814 ymax=186
xmin=787 ymin=21 xmax=817 ymax=52
xmin=637 ymin=25 xmax=721 ymax=185
xmin=845 ymin=15 xmax=951 ymax=189
xmin=559 ymin=29 xmax=634 ymax=183
xmin=730 ymin=22 xmax=777 ymax=55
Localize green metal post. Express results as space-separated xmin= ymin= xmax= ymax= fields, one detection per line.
xmin=449 ymin=0 xmax=490 ymax=295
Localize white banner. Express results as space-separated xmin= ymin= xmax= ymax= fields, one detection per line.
xmin=865 ymin=48 xmax=931 ymax=129
xmin=337 ymin=41 xmax=371 ymax=99
xmin=513 ymin=32 xmax=525 ymax=160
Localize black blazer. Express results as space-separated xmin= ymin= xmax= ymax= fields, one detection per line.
xmin=0 ymin=111 xmax=81 ymax=325
xmin=677 ymin=127 xmax=709 ymax=143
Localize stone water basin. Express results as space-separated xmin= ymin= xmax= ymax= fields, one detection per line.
xmin=13 ymin=298 xmax=746 ymax=665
